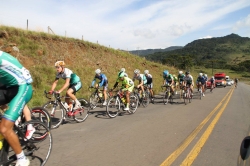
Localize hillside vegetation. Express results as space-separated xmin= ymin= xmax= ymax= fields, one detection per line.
xmin=144 ymin=34 xmax=250 ymax=72
xmin=0 ymin=26 xmax=177 ymax=107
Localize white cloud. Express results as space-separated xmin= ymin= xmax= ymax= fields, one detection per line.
xmin=199 ymin=36 xmax=213 ymax=39
xmin=233 ymin=14 xmax=250 ymax=31
xmin=0 ymin=0 xmax=250 ymax=50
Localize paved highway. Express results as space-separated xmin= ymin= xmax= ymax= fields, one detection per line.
xmin=46 ymin=82 xmax=250 ymax=166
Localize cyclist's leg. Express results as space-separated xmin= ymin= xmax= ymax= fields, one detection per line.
xmin=0 ymin=84 xmax=32 ymax=164
xmin=67 ymin=82 xmax=82 ymax=109
xmin=103 ymin=83 xmax=108 ymax=105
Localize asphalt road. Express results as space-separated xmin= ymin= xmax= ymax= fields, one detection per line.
xmin=46 ymin=82 xmax=250 ymax=166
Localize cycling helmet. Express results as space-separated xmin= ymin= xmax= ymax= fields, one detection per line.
xmin=199 ymin=73 xmax=203 ymax=76
xmin=212 ymin=76 xmax=214 ymax=79
xmin=179 ymin=71 xmax=183 ymax=74
xmin=144 ymin=70 xmax=149 ymax=74
xmin=204 ymin=74 xmax=207 ymax=77
xmin=121 ymin=68 xmax=125 ymax=72
xmin=185 ymin=71 xmax=190 ymax=75
xmin=118 ymin=72 xmax=125 ymax=78
xmin=173 ymin=74 xmax=176 ymax=77
xmin=134 ymin=69 xmax=140 ymax=74
xmin=163 ymin=70 xmax=169 ymax=76
xmin=55 ymin=61 xmax=65 ymax=67
xmin=95 ymin=69 xmax=101 ymax=74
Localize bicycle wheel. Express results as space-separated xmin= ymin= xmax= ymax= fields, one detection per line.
xmin=43 ymin=101 xmax=64 ymax=129
xmin=183 ymin=92 xmax=187 ymax=105
xmin=6 ymin=120 xmax=52 ymax=166
xmin=89 ymin=93 xmax=99 ymax=109
xmin=163 ymin=91 xmax=170 ymax=105
xmin=106 ymin=97 xmax=120 ymax=118
xmin=141 ymin=91 xmax=150 ymax=107
xmin=30 ymin=107 xmax=51 ymax=130
xmin=73 ymin=98 xmax=90 ymax=122
xmin=188 ymin=89 xmax=192 ymax=103
xmin=128 ymin=95 xmax=139 ymax=114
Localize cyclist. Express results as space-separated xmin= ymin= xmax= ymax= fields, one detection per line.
xmin=178 ymin=71 xmax=185 ymax=90
xmin=203 ymin=73 xmax=208 ymax=90
xmin=162 ymin=70 xmax=175 ymax=94
xmin=0 ymin=51 xmax=33 ymax=166
xmin=234 ymin=78 xmax=238 ymax=87
xmin=183 ymin=71 xmax=194 ymax=95
xmin=91 ymin=69 xmax=108 ymax=105
xmin=133 ymin=69 xmax=147 ymax=98
xmin=210 ymin=76 xmax=215 ymax=89
xmin=173 ymin=74 xmax=178 ymax=94
xmin=49 ymin=61 xmax=82 ymax=111
xmin=144 ymin=70 xmax=154 ymax=100
xmin=196 ymin=73 xmax=206 ymax=96
xmin=118 ymin=68 xmax=128 ymax=77
xmin=112 ymin=72 xmax=134 ymax=111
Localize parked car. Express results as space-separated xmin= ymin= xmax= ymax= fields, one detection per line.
xmin=226 ymin=79 xmax=232 ymax=86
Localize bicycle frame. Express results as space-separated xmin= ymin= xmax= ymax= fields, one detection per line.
xmin=162 ymin=85 xmax=173 ymax=105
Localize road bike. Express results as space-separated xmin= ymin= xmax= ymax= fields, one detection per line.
xmin=88 ymin=87 xmax=111 ymax=109
xmin=106 ymin=90 xmax=138 ymax=118
xmin=143 ymin=85 xmax=154 ymax=104
xmin=197 ymin=82 xmax=203 ymax=100
xmin=0 ymin=118 xmax=52 ymax=166
xmin=161 ymin=84 xmax=174 ymax=105
xmin=43 ymin=91 xmax=90 ymax=129
xmin=210 ymin=82 xmax=215 ymax=92
xmin=183 ymin=85 xmax=192 ymax=105
xmin=133 ymin=87 xmax=150 ymax=107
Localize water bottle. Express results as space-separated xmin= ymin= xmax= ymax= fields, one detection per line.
xmin=98 ymin=90 xmax=103 ymax=98
xmin=0 ymin=133 xmax=4 ymax=150
xmin=121 ymin=97 xmax=126 ymax=103
xmin=63 ymin=102 xmax=69 ymax=109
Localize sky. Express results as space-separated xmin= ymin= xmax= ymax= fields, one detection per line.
xmin=1 ymin=0 xmax=250 ymax=51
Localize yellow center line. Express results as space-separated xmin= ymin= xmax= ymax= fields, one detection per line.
xmin=180 ymin=87 xmax=234 ymax=166
xmin=160 ymin=87 xmax=233 ymax=166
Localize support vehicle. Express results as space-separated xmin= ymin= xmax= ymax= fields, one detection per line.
xmin=214 ymin=72 xmax=226 ymax=87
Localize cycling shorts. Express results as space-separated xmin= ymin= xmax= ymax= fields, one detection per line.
xmin=1 ymin=84 xmax=33 ymax=122
xmin=69 ymin=81 xmax=82 ymax=93
xmin=146 ymin=83 xmax=153 ymax=89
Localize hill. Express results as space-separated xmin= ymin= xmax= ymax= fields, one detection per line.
xmin=128 ymin=46 xmax=183 ymax=56
xmin=0 ymin=26 xmax=177 ymax=107
xmin=144 ymin=34 xmax=250 ymax=70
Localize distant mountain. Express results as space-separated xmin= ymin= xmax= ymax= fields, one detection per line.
xmin=128 ymin=46 xmax=183 ymax=56
xmin=143 ymin=33 xmax=250 ymax=70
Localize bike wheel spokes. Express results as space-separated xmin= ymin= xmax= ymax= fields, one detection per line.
xmin=89 ymin=93 xmax=99 ymax=109
xmin=22 ymin=120 xmax=52 ymax=166
xmin=31 ymin=107 xmax=51 ymax=130
xmin=163 ymin=91 xmax=170 ymax=105
xmin=141 ymin=92 xmax=150 ymax=107
xmin=73 ymin=98 xmax=90 ymax=123
xmin=106 ymin=97 xmax=120 ymax=118
xmin=128 ymin=95 xmax=138 ymax=114
xmin=43 ymin=101 xmax=64 ymax=129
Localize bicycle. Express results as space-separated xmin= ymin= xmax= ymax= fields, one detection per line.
xmin=197 ymin=83 xmax=203 ymax=100
xmin=89 ymin=87 xmax=111 ymax=109
xmin=179 ymin=84 xmax=185 ymax=100
xmin=183 ymin=84 xmax=192 ymax=105
xmin=161 ymin=84 xmax=174 ymax=105
xmin=133 ymin=87 xmax=150 ymax=107
xmin=0 ymin=117 xmax=52 ymax=166
xmin=43 ymin=90 xmax=90 ymax=129
xmin=210 ymin=82 xmax=215 ymax=92
xmin=106 ymin=90 xmax=139 ymax=118
xmin=143 ymin=85 xmax=154 ymax=104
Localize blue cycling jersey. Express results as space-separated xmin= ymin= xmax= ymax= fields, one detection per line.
xmin=197 ymin=76 xmax=206 ymax=83
xmin=91 ymin=73 xmax=108 ymax=87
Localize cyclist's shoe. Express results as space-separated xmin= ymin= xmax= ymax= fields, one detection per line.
xmin=175 ymin=91 xmax=178 ymax=95
xmin=142 ymin=93 xmax=145 ymax=97
xmin=15 ymin=157 xmax=30 ymax=166
xmin=124 ymin=107 xmax=129 ymax=111
xmin=202 ymin=93 xmax=205 ymax=97
xmin=25 ymin=125 xmax=36 ymax=140
xmin=73 ymin=103 xmax=81 ymax=110
xmin=102 ymin=101 xmax=107 ymax=106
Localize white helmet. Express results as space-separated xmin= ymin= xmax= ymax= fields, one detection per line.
xmin=144 ymin=70 xmax=149 ymax=74
xmin=199 ymin=73 xmax=203 ymax=76
xmin=212 ymin=76 xmax=214 ymax=79
xmin=179 ymin=71 xmax=183 ymax=74
xmin=134 ymin=69 xmax=140 ymax=74
xmin=205 ymin=74 xmax=207 ymax=77
xmin=95 ymin=69 xmax=101 ymax=74
xmin=120 ymin=68 xmax=125 ymax=72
